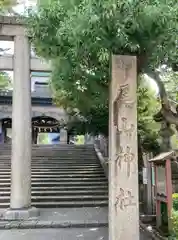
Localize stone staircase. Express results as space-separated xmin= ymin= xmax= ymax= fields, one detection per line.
xmin=0 ymin=144 xmax=108 ymax=209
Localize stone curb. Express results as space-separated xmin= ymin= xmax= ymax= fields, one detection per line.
xmin=0 ymin=220 xmax=108 ymax=230
xmin=140 ymin=222 xmax=167 ymax=240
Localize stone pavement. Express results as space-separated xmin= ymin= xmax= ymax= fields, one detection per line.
xmin=0 ymin=207 xmax=108 ymax=229
xmin=39 ymin=207 xmax=108 ymax=223
xmin=0 ymin=228 xmax=153 ymax=240
xmin=0 ymin=208 xmax=154 ymax=239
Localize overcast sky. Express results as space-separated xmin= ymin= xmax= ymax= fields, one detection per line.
xmin=1 ymin=0 xmax=36 ymax=53
xmin=13 ymin=0 xmax=36 ymax=13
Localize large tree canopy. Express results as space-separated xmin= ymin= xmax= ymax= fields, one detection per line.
xmin=26 ymin=0 xmax=178 ymax=151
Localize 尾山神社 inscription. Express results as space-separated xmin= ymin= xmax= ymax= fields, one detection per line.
xmin=109 ymin=55 xmax=139 ymax=240
xmin=113 ymin=84 xmax=136 ymax=178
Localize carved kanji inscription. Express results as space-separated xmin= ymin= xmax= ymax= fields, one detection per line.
xmin=124 ymin=146 xmax=135 ymax=177
xmin=115 ymin=188 xmax=136 ymax=212
xmin=110 ymin=55 xmax=138 ymax=239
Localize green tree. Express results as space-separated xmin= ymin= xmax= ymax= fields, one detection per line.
xmin=0 ymin=72 xmax=12 ymax=90
xmin=160 ymin=69 xmax=178 ymax=102
xmin=138 ymin=76 xmax=160 ymax=153
xmin=25 ymin=0 xmax=178 ymax=151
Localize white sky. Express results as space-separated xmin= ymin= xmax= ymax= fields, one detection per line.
xmin=1 ymin=0 xmax=36 ymax=79
xmin=1 ymin=0 xmax=36 ymax=54
xmin=13 ymin=0 xmax=36 ymax=13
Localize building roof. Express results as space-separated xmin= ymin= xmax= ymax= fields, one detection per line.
xmin=149 ymin=151 xmax=176 ymax=164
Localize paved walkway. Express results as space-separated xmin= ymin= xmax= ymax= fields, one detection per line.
xmin=0 ymin=228 xmax=107 ymax=240
xmin=39 ymin=207 xmax=108 ymax=222
xmin=0 ymin=228 xmax=153 ymax=240
xmin=0 ymin=207 xmax=108 ymax=223
xmin=0 ymin=207 xmax=107 ymax=229
xmin=0 ymin=208 xmax=153 ymax=239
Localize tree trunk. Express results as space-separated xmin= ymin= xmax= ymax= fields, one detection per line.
xmin=150 ymin=70 xmax=178 ymax=126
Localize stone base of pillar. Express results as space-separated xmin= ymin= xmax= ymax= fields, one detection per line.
xmin=3 ymin=207 xmax=39 ymax=220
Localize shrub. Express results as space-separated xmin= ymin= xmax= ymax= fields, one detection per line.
xmin=172 ymin=193 xmax=178 ymax=211
xmin=171 ymin=209 xmax=178 ymax=239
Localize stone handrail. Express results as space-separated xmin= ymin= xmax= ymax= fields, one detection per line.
xmin=94 ymin=144 xmax=108 ymax=179
xmin=94 ymin=135 xmax=108 ymax=158
xmin=94 ymin=135 xmax=109 ymax=178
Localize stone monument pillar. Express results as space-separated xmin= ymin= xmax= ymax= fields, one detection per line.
xmin=109 ymin=55 xmax=139 ymax=239
xmin=4 ymin=35 xmax=38 ymax=219
xmin=60 ymin=128 xmax=68 ymax=144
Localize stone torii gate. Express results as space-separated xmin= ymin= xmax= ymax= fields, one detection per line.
xmin=0 ymin=16 xmax=67 ymax=219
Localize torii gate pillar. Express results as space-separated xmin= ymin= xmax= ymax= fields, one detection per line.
xmin=3 ymin=31 xmax=39 ymax=220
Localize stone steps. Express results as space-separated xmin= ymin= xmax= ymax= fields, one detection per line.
xmin=0 ymin=163 xmax=101 ymax=167
xmin=0 ymin=149 xmax=96 ymax=152
xmin=0 ymin=185 xmax=108 ymax=191
xmin=0 ymin=200 xmax=108 ymax=208
xmin=0 ymin=154 xmax=97 ymax=157
xmin=0 ymin=170 xmax=104 ymax=174
xmin=0 ymin=155 xmax=96 ymax=159
xmin=0 ymin=182 xmax=107 ymax=187
xmin=0 ymin=178 xmax=108 ymax=182
xmin=0 ymin=174 xmax=105 ymax=178
xmin=0 ymin=158 xmax=98 ymax=161
xmin=0 ymin=195 xmax=108 ymax=202
xmin=0 ymin=144 xmax=108 ymax=208
xmin=0 ymin=144 xmax=93 ymax=147
xmin=0 ymin=154 xmax=97 ymax=158
xmin=0 ymin=189 xmax=108 ymax=196
xmin=0 ymin=165 xmax=102 ymax=169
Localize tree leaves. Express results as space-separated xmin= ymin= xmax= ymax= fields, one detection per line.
xmin=0 ymin=72 xmax=12 ymax=90
xmin=25 ymin=0 xmax=178 ymax=151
